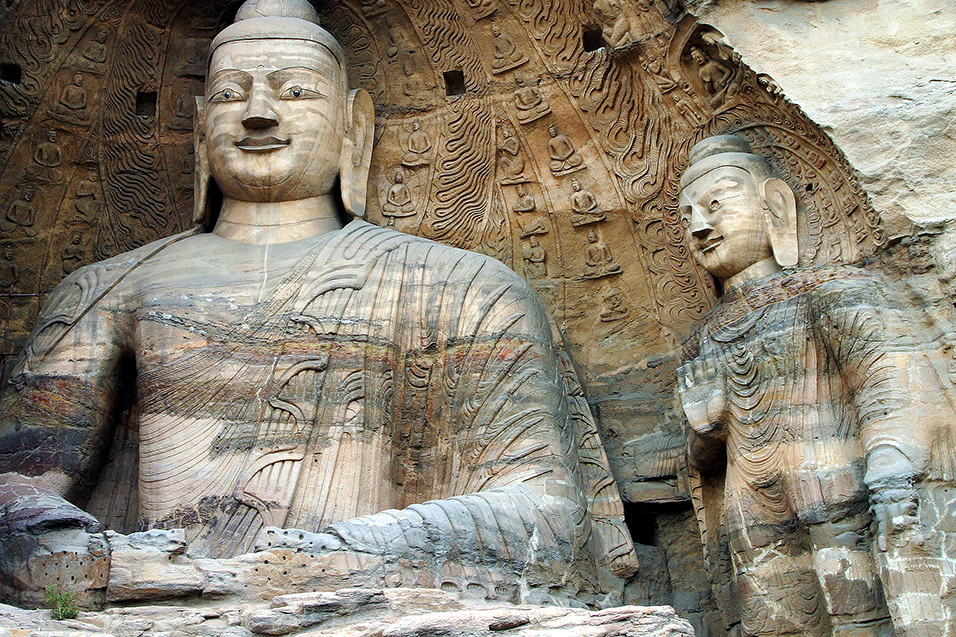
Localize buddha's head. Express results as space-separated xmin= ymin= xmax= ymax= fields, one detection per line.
xmin=679 ymin=134 xmax=797 ymax=284
xmin=194 ymin=0 xmax=374 ymax=225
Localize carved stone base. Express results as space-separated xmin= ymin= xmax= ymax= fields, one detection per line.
xmin=0 ymin=588 xmax=695 ymax=636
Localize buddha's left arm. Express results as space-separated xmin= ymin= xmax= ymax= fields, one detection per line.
xmin=318 ymin=265 xmax=618 ymax=602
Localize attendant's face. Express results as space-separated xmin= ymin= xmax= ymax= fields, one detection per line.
xmin=679 ymin=165 xmax=771 ymax=281
xmin=205 ymin=39 xmax=347 ymax=202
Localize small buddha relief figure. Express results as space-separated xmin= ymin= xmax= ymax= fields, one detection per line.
xmin=381 ymin=168 xmax=417 ymax=222
xmin=518 ymin=216 xmax=548 ymax=238
xmin=73 ymin=167 xmax=102 ymax=222
xmin=61 ymin=230 xmax=85 ymax=275
xmin=168 ymin=95 xmax=194 ymax=131
xmin=81 ymin=29 xmax=109 ymax=75
xmin=512 ymin=183 xmax=536 ymax=213
xmin=384 ymin=15 xmax=412 ymax=59
xmin=548 ymin=124 xmax=583 ymax=176
xmin=490 ymin=25 xmax=527 ymax=75
xmin=401 ymin=59 xmax=425 ymax=97
xmin=51 ymin=72 xmax=91 ymax=127
xmin=639 ymin=48 xmax=677 ymax=93
xmin=592 ymin=0 xmax=639 ymax=49
xmin=359 ymin=0 xmax=388 ymax=17
xmin=401 ymin=119 xmax=431 ymax=167
xmin=177 ymin=39 xmax=208 ymax=78
xmin=25 ymin=130 xmax=64 ymax=183
xmin=679 ymin=134 xmax=956 ymax=635
xmin=582 ymin=229 xmax=621 ymax=279
xmin=1 ymin=184 xmax=37 ymax=238
xmin=496 ymin=122 xmax=527 ymax=184
xmin=522 ymin=236 xmax=547 ymax=279
xmin=181 ymin=144 xmax=194 ymax=175
xmin=0 ymin=243 xmax=18 ymax=291
xmin=599 ymin=287 xmax=628 ymax=322
xmin=513 ymin=75 xmax=551 ymax=124
xmin=467 ymin=0 xmax=496 ymax=21
xmin=688 ymin=44 xmax=739 ymax=108
xmin=568 ymin=178 xmax=605 ymax=226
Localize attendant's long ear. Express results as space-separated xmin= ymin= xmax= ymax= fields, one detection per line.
xmin=192 ymin=96 xmax=212 ymax=228
xmin=340 ymin=89 xmax=375 ymax=218
xmin=761 ymin=177 xmax=798 ymax=268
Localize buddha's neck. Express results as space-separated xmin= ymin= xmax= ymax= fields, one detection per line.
xmin=213 ymin=196 xmax=344 ymax=244
xmin=723 ymin=257 xmax=780 ymax=292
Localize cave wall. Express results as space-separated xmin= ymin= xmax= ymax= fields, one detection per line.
xmin=0 ymin=0 xmax=930 ymax=632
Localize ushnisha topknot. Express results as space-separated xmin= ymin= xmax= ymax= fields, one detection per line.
xmin=235 ymin=0 xmax=320 ymax=23
xmin=681 ymin=133 xmax=775 ymax=187
xmin=209 ymin=0 xmax=345 ymax=68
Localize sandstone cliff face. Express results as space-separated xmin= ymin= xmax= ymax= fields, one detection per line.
xmin=689 ymin=0 xmax=956 ymax=230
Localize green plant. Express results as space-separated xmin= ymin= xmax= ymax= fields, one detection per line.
xmin=43 ymin=584 xmax=79 ymax=620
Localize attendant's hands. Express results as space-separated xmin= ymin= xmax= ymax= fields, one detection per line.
xmin=678 ymin=357 xmax=728 ymax=437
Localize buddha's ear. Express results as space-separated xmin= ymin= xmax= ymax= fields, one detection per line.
xmin=192 ymin=96 xmax=212 ymax=228
xmin=340 ymin=89 xmax=375 ymax=218
xmin=761 ymin=177 xmax=798 ymax=268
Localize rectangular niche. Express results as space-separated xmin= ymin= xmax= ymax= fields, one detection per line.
xmin=443 ymin=70 xmax=465 ymax=96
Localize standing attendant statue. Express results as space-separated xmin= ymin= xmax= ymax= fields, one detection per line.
xmin=678 ymin=134 xmax=956 ymax=635
xmin=0 ymin=0 xmax=636 ymax=609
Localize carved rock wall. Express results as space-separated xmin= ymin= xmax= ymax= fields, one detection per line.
xmin=688 ymin=0 xmax=956 ymax=230
xmin=0 ymin=0 xmax=879 ymax=500
xmin=0 ymin=0 xmax=916 ymax=631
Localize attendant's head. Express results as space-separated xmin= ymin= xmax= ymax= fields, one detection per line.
xmin=196 ymin=0 xmax=373 ymax=223
xmin=679 ymin=134 xmax=797 ymax=283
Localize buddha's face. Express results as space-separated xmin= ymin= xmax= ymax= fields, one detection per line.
xmin=679 ymin=165 xmax=772 ymax=281
xmin=205 ymin=38 xmax=347 ymax=202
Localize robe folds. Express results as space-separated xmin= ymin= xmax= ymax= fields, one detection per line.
xmin=1 ymin=219 xmax=636 ymax=604
xmin=683 ymin=264 xmax=956 ymax=634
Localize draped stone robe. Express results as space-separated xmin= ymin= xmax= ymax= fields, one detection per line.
xmin=0 ymin=220 xmax=635 ymax=603
xmin=683 ymin=265 xmax=956 ymax=635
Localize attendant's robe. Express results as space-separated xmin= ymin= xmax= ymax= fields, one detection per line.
xmin=683 ymin=265 xmax=956 ymax=635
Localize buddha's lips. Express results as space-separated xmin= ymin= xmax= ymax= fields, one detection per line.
xmin=698 ymin=234 xmax=723 ymax=253
xmin=235 ymin=136 xmax=290 ymax=151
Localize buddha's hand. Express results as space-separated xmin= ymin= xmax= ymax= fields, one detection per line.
xmin=0 ymin=476 xmax=100 ymax=536
xmin=677 ymin=357 xmax=728 ymax=437
xmin=254 ymin=526 xmax=345 ymax=554
xmin=864 ymin=446 xmax=923 ymax=552
xmin=0 ymin=476 xmax=103 ymax=590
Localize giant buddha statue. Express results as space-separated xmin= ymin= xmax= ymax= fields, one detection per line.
xmin=678 ymin=134 xmax=956 ymax=635
xmin=0 ymin=0 xmax=636 ymax=608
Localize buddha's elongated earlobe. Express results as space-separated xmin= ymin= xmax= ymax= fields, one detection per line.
xmin=339 ymin=89 xmax=374 ymax=218
xmin=192 ymin=96 xmax=213 ymax=228
xmin=761 ymin=177 xmax=798 ymax=268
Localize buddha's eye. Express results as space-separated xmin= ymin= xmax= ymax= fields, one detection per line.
xmin=279 ymin=85 xmax=323 ymax=100
xmin=708 ymin=199 xmax=720 ymax=212
xmin=210 ymin=87 xmax=243 ymax=102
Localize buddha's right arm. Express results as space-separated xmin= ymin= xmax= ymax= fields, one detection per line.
xmin=318 ymin=484 xmax=585 ymax=601
xmin=0 ymin=264 xmax=132 ymax=534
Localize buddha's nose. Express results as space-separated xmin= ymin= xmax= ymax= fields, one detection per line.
xmin=241 ymin=86 xmax=278 ymax=130
xmin=688 ymin=206 xmax=713 ymax=239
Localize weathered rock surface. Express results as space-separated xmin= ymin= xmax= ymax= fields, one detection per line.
xmin=690 ymin=0 xmax=956 ymax=230
xmin=0 ymin=589 xmax=693 ymax=637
